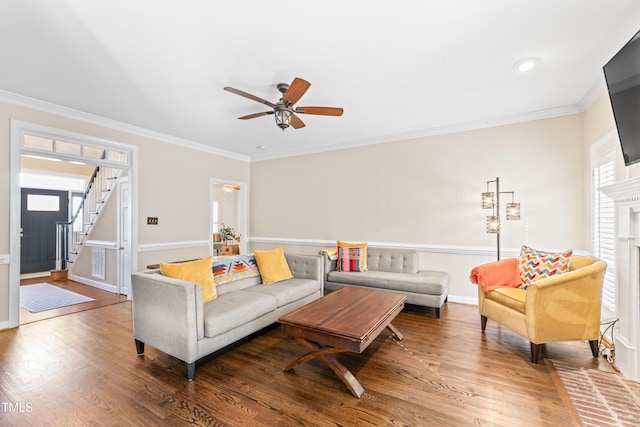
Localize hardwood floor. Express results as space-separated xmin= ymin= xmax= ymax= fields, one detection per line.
xmin=0 ymin=300 xmax=615 ymax=426
xmin=19 ymin=276 xmax=129 ymax=324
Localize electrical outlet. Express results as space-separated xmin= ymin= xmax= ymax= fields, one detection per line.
xmin=147 ymin=217 xmax=158 ymax=225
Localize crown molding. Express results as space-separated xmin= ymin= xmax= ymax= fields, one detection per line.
xmin=0 ymin=89 xmax=250 ymax=163
xmin=579 ymin=75 xmax=607 ymax=111
xmin=250 ymin=104 xmax=584 ymax=162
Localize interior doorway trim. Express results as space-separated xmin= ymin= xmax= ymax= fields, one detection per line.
xmin=9 ymin=120 xmax=139 ymax=328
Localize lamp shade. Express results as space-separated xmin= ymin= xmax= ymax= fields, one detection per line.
xmin=486 ymin=216 xmax=500 ymax=233
xmin=506 ymin=203 xmax=521 ymax=220
xmin=481 ymin=192 xmax=495 ymax=209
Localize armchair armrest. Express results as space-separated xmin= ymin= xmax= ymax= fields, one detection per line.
xmin=131 ymin=270 xmax=203 ymax=363
xmin=525 ymin=259 xmax=606 ymax=343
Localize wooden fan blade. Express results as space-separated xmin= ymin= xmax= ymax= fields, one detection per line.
xmin=295 ymin=106 xmax=344 ymax=116
xmin=291 ymin=114 xmax=305 ymax=129
xmin=283 ymin=77 xmax=311 ymax=105
xmin=224 ymin=87 xmax=276 ymax=108
xmin=238 ymin=111 xmax=273 ymax=120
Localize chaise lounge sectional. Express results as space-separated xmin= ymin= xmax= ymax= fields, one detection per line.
xmin=321 ymin=247 xmax=450 ymax=317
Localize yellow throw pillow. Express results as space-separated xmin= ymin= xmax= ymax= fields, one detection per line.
xmin=160 ymin=256 xmax=217 ymax=302
xmin=253 ymin=247 xmax=294 ymax=284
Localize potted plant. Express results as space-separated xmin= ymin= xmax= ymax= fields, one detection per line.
xmin=219 ymin=223 xmax=239 ymax=254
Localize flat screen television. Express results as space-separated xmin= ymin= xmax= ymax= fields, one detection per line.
xmin=603 ymin=29 xmax=640 ymax=166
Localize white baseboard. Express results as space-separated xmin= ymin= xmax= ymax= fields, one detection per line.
xmin=68 ymin=274 xmax=117 ymax=293
xmin=448 ymin=295 xmax=478 ymax=306
xmin=0 ymin=320 xmax=9 ymax=330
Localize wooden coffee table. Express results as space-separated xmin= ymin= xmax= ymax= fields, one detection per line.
xmin=278 ymin=287 xmax=406 ymax=398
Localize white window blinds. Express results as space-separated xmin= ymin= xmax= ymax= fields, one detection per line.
xmin=592 ymin=160 xmax=616 ymax=312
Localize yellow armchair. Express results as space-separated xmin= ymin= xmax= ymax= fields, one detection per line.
xmin=475 ymin=255 xmax=607 ymax=363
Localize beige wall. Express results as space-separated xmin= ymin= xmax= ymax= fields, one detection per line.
xmin=250 ymin=113 xmax=586 ymax=301
xmin=0 ymin=89 xmax=621 ymax=324
xmin=0 ymin=100 xmax=250 ymax=326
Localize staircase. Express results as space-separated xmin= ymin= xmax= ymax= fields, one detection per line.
xmin=55 ymin=166 xmax=120 ymax=270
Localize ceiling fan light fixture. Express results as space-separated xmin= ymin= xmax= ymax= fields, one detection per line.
xmin=274 ymin=102 xmax=292 ymax=130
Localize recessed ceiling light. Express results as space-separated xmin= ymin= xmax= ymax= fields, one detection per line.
xmin=513 ymin=57 xmax=540 ymax=73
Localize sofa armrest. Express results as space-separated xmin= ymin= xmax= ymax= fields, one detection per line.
xmin=131 ymin=270 xmax=203 ymax=363
xmin=285 ymin=254 xmax=323 ymax=288
xmin=319 ymin=251 xmax=337 ymax=281
xmin=525 ymin=259 xmax=606 ymax=342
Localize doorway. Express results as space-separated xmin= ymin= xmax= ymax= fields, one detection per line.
xmin=211 ymin=179 xmax=248 ymax=255
xmin=9 ymin=120 xmax=139 ymax=328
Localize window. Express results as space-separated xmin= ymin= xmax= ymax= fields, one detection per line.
xmin=27 ymin=194 xmax=60 ymax=212
xmin=592 ymin=159 xmax=616 ymax=313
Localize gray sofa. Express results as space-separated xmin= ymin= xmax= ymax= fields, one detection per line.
xmin=322 ymin=247 xmax=449 ymax=317
xmin=131 ymin=253 xmax=323 ymax=380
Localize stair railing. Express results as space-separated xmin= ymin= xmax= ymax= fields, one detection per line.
xmin=54 ymin=164 xmax=119 ymax=270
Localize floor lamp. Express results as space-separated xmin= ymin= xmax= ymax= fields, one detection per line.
xmin=481 ymin=177 xmax=521 ymax=260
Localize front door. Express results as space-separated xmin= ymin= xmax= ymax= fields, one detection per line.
xmin=20 ymin=188 xmax=69 ymax=274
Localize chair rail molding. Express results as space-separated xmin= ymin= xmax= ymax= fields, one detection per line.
xmin=601 ymin=178 xmax=640 ymax=382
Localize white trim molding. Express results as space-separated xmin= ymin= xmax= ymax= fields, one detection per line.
xmin=84 ymin=240 xmax=119 ymax=249
xmin=0 ymin=90 xmax=249 ymax=162
xmin=248 ymin=237 xmax=523 ymax=258
xmin=137 ymin=240 xmax=211 ymax=253
xmin=68 ymin=273 xmax=117 ymax=294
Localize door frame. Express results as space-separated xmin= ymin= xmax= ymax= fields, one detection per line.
xmin=9 ymin=120 xmax=139 ymax=328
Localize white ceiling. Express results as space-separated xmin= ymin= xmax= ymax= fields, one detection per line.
xmin=1 ymin=1 xmax=640 ymax=161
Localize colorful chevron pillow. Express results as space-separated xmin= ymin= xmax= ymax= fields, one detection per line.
xmin=211 ymin=254 xmax=260 ymax=285
xmin=518 ymin=245 xmax=572 ymax=289
xmin=337 ymin=240 xmax=368 ymax=272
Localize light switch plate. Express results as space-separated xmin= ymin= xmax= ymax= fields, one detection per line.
xmin=0 ymin=254 xmax=10 ymax=264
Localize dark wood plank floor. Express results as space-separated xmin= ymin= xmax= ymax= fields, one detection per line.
xmin=19 ymin=277 xmax=129 ymax=325
xmin=0 ymin=300 xmax=614 ymax=426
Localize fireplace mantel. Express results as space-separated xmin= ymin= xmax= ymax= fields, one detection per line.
xmin=600 ymin=177 xmax=640 ymax=382
xmin=601 ymin=176 xmax=640 ymax=206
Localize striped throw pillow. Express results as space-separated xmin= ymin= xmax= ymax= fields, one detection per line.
xmin=337 ymin=241 xmax=368 ymax=272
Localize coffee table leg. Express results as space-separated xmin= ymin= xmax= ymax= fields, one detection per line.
xmin=284 ymin=338 xmax=365 ymax=398
xmin=387 ymin=322 xmax=404 ymax=340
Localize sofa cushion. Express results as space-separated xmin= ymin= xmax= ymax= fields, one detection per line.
xmin=160 ymin=256 xmax=217 ymax=302
xmin=366 ymin=247 xmax=418 ymax=274
xmin=327 ymin=270 xmax=448 ymax=295
xmin=519 ymin=245 xmax=572 ymax=289
xmin=337 ymin=240 xmax=368 ymax=272
xmin=215 ymin=275 xmax=261 ymax=296
xmin=486 ymin=287 xmax=526 ymax=314
xmin=254 ymin=247 xmax=294 ymax=284
xmin=202 ymin=291 xmax=277 ymax=337
xmin=244 ymin=278 xmax=320 ymax=307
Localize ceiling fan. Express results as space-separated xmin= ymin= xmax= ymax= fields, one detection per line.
xmin=223 ymin=77 xmax=343 ymax=130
